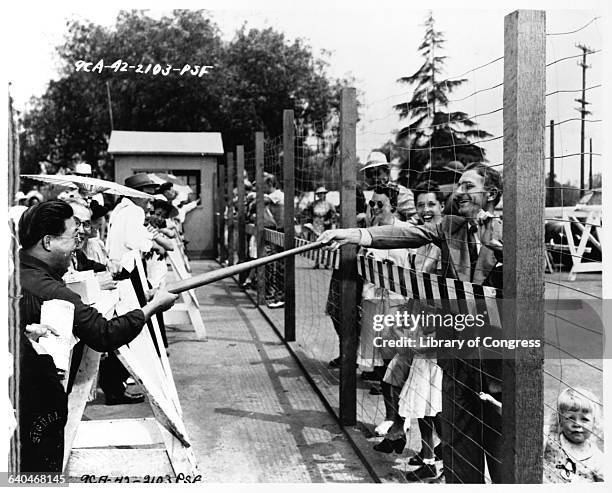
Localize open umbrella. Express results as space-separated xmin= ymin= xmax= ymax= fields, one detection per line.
xmin=21 ymin=174 xmax=153 ymax=199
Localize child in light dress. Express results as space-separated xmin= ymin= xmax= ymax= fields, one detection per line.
xmin=543 ymin=387 xmax=604 ymax=483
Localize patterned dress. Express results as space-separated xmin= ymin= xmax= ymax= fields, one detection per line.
xmin=543 ymin=433 xmax=604 ymax=482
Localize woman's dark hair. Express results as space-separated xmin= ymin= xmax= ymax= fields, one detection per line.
xmin=156 ymin=182 xmax=174 ymax=194
xmin=372 ymin=185 xmax=399 ymax=209
xmin=413 ymin=180 xmax=445 ymax=205
xmin=18 ymin=200 xmax=73 ymax=249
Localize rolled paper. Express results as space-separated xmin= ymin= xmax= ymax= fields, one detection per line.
xmin=167 ymin=241 xmax=325 ymax=294
xmin=38 ymin=299 xmax=75 ymax=373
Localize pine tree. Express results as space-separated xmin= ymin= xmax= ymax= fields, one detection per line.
xmin=394 ymin=12 xmax=492 ymax=185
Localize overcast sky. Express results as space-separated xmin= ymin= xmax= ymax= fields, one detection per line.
xmin=4 ymin=0 xmax=607 ymax=187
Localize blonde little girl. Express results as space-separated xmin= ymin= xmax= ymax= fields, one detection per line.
xmin=543 ymin=387 xmax=604 ymax=483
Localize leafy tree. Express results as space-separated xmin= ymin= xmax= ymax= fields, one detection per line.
xmin=393 ymin=12 xmax=491 ymax=185
xmin=19 ymin=10 xmax=347 ymax=177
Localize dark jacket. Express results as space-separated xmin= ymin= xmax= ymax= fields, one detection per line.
xmin=18 ymin=251 xmax=146 ymax=472
xmin=19 ymin=252 xmax=144 ymax=352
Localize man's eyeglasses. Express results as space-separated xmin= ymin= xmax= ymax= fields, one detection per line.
xmin=73 ymin=217 xmax=91 ymax=229
xmin=369 ymin=200 xmax=386 ymax=209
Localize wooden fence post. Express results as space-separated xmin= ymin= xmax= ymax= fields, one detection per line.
xmin=226 ymin=152 xmax=234 ymax=266
xmin=283 ymin=110 xmax=296 ymax=342
xmin=338 ymin=87 xmax=358 ymax=426
xmin=8 ymin=91 xmax=21 ymax=473
xmin=255 ymin=132 xmax=266 ymax=305
xmin=502 ymin=9 xmax=546 ymax=483
xmin=236 ymin=145 xmax=246 ymax=281
xmin=217 ymin=162 xmax=226 ymax=263
xmin=212 ymin=171 xmax=218 ymax=259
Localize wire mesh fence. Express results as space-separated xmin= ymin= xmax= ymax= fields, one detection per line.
xmin=215 ymin=10 xmax=603 ymax=484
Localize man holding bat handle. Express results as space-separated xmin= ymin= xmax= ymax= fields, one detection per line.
xmin=18 ymin=201 xmax=179 ymax=473
xmin=316 ymin=163 xmax=504 ymax=484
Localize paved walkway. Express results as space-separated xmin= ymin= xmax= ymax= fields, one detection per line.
xmin=85 ymin=260 xmax=371 ymax=483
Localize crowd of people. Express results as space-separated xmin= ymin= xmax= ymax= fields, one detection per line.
xmin=317 ymin=153 xmax=603 ymax=483
xmin=14 ymin=153 xmax=602 ymax=482
xmin=224 ymin=150 xmax=604 ymax=484
xmin=9 ymin=169 xmax=199 ymax=473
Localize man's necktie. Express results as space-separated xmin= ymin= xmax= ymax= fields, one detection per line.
xmin=468 ymin=224 xmax=478 ymax=282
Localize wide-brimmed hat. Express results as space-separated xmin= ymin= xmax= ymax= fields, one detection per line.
xmin=315 ymin=186 xmax=328 ymax=194
xmin=125 ymin=173 xmax=157 ymax=191
xmin=360 ymin=151 xmax=391 ymax=172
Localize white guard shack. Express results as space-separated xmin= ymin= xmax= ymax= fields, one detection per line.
xmin=108 ymin=131 xmax=224 ymax=258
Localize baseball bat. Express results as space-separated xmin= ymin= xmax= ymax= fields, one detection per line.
xmin=166 ymin=241 xmax=325 ymax=294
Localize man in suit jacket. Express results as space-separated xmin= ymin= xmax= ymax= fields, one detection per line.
xmin=319 ymin=162 xmax=503 ymax=483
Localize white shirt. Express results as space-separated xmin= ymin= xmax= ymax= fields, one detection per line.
xmin=106 ymin=198 xmax=153 ymax=268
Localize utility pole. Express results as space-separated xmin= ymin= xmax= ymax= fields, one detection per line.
xmin=575 ymin=44 xmax=592 ymax=193
xmin=548 ymin=120 xmax=555 ymax=206
xmin=106 ymin=80 xmax=114 ymax=131
xmin=589 ymin=138 xmax=593 ymax=190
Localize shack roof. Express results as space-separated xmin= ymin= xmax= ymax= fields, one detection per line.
xmin=108 ymin=131 xmax=224 ymax=156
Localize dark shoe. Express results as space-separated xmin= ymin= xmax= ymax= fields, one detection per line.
xmin=433 ymin=443 xmax=443 ymax=461
xmin=409 ymin=446 xmax=441 ymax=465
xmin=405 ymin=464 xmax=438 ymax=482
xmin=106 ymin=391 xmax=145 ymax=406
xmin=361 ymin=370 xmax=379 ymax=382
xmin=373 ymin=436 xmax=406 ymax=454
xmin=369 ymin=384 xmax=382 ymax=395
xmin=329 ymin=356 xmax=341 ymax=368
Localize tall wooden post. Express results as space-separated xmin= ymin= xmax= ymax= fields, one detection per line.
xmin=217 ymin=162 xmax=226 ymax=263
xmin=226 ymin=152 xmax=234 ymax=266
xmin=283 ymin=110 xmax=296 ymax=342
xmin=338 ymin=87 xmax=358 ymax=426
xmin=502 ymin=9 xmax=546 ymax=483
xmin=255 ymin=132 xmax=266 ymax=305
xmin=212 ymin=171 xmax=218 ymax=258
xmin=236 ymin=145 xmax=246 ymax=281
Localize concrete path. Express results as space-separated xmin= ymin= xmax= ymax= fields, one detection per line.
xmin=85 ymin=260 xmax=371 ymax=483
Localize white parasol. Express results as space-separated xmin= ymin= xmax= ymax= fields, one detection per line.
xmin=21 ymin=174 xmax=154 ymax=199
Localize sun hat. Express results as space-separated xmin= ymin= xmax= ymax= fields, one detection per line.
xmin=360 ymin=151 xmax=391 ymax=172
